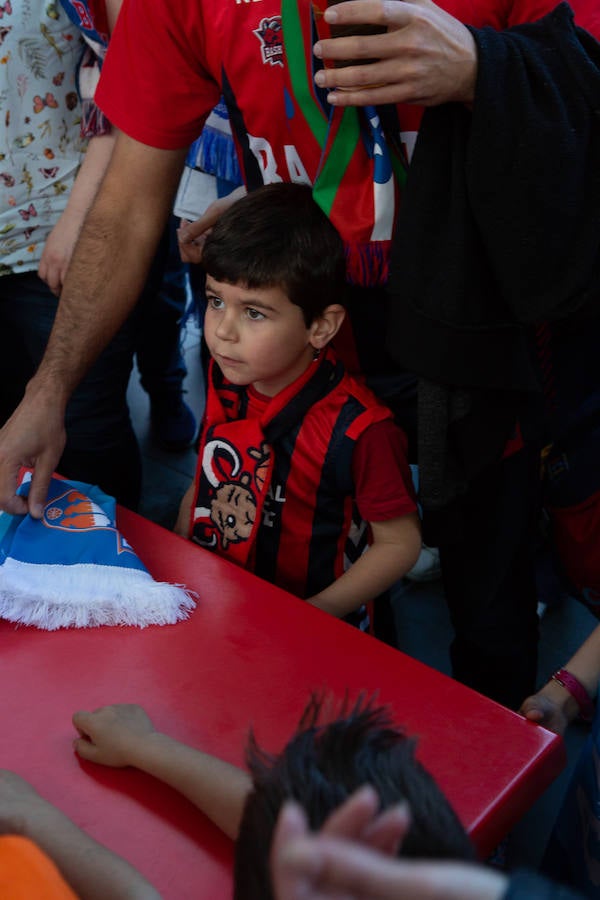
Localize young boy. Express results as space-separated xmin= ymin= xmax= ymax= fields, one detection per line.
xmin=71 ymin=695 xmax=474 ymax=899
xmin=176 ymin=183 xmax=421 ymax=620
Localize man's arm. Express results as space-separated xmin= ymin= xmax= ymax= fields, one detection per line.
xmin=72 ymin=704 xmax=252 ymax=840
xmin=0 ymin=770 xmax=160 ymax=900
xmin=0 ymin=132 xmax=186 ymax=517
xmin=308 ymin=512 xmax=421 ymax=617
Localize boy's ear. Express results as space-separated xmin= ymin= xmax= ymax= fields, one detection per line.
xmin=309 ymin=304 xmax=346 ymax=350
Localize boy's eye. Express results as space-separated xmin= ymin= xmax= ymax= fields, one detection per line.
xmin=209 ymin=296 xmax=224 ymax=310
xmin=246 ymin=307 xmax=265 ymax=321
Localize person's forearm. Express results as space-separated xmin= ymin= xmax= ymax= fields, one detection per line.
xmin=19 ymin=803 xmax=160 ymax=900
xmin=521 ymin=623 xmax=600 ymax=730
xmin=308 ymin=515 xmax=421 ymax=617
xmin=124 ymin=732 xmax=252 ymax=840
xmin=31 ymin=134 xmax=186 ymax=402
xmin=63 ymin=133 xmax=116 ymax=223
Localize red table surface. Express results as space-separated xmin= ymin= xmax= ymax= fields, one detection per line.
xmin=1 ymin=507 xmax=564 ymax=898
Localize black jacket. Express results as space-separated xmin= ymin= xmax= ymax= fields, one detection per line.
xmin=384 ymin=4 xmax=600 ymax=518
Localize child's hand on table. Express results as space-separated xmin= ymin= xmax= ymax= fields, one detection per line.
xmin=73 ymin=704 xmax=157 ymax=767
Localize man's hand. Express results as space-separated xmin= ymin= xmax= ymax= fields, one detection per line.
xmin=313 ymin=0 xmax=477 ymax=107
xmin=177 ymin=185 xmax=246 ymax=264
xmin=0 ymin=387 xmax=66 ymax=517
xmin=73 ymin=704 xmax=158 ymax=768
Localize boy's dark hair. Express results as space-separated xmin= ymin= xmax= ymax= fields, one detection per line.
xmin=233 ymin=694 xmax=474 ymax=900
xmin=201 ymin=183 xmax=346 ymax=325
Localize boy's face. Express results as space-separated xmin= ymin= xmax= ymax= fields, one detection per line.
xmin=204 ymin=276 xmax=318 ymax=397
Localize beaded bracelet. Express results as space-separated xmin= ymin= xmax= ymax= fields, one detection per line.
xmin=552 ymin=668 xmax=595 ymax=722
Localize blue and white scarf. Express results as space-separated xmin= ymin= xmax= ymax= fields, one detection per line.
xmin=0 ymin=473 xmax=195 ymax=630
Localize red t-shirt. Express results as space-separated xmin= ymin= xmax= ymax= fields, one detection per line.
xmin=97 ymin=0 xmax=600 ymax=171
xmin=246 ymin=384 xmax=416 ymax=523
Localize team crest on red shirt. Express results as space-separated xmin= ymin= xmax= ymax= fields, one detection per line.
xmin=253 ymin=16 xmax=283 ymax=67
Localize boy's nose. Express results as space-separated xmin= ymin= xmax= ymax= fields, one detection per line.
xmin=214 ymin=314 xmax=237 ymax=342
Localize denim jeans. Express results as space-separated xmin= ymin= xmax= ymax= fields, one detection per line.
xmin=0 ymin=271 xmax=141 ymax=509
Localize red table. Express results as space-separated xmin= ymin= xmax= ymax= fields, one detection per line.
xmin=1 ymin=507 xmax=564 ymax=897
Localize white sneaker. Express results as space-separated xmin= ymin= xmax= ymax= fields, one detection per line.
xmin=405 ymin=544 xmax=442 ymax=582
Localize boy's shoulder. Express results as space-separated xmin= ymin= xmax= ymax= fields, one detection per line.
xmin=331 ymin=358 xmax=395 ymax=430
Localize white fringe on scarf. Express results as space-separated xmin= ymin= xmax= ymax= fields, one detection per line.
xmin=0 ymin=558 xmax=197 ymax=630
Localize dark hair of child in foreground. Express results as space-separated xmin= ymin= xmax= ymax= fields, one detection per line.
xmin=234 ymin=694 xmax=474 ymax=898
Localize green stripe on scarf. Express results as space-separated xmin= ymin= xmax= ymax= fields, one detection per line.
xmin=281 ymin=0 xmax=327 ymax=145
xmin=315 ymin=109 xmax=361 ymax=216
xmin=282 ymin=0 xmax=403 ymax=287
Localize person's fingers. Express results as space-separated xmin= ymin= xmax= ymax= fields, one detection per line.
xmin=522 ymin=707 xmax=545 ymax=722
xmin=519 ymin=696 xmax=553 ymax=724
xmin=270 ymin=802 xmax=311 ymax=900
xmin=273 ymin=803 xmax=309 ymax=852
xmin=279 ymin=835 xmax=405 ymax=896
xmin=281 ymin=838 xmax=508 ymax=900
xmin=27 ymin=455 xmax=57 ymax=519
xmin=178 ymin=217 xmax=213 ymax=243
xmin=322 ymin=0 xmax=411 ymax=31
xmin=320 ymin=785 xmax=380 ymax=840
xmin=73 ymin=736 xmax=101 ymax=762
xmin=0 ymin=463 xmax=28 ymax=516
xmin=178 ymin=186 xmax=247 ymax=245
xmin=519 ymin=697 xmax=545 ymax=721
xmin=72 ymin=712 xmax=102 ymax=760
xmin=37 ymin=257 xmax=62 ymax=296
xmin=324 ymin=81 xmax=418 ymax=108
xmin=47 ymin=276 xmax=62 ymax=297
xmin=37 ymin=259 xmax=48 ymax=285
xmin=362 ymin=802 xmax=411 ymax=856
xmin=72 ymin=710 xmax=92 ymax=731
xmin=314 ymin=0 xmax=476 ymax=106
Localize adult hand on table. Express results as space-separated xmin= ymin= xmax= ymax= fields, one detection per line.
xmin=312 ymin=0 xmax=477 ymax=108
xmin=0 ymin=387 xmax=66 ymax=518
xmin=177 ymin=184 xmax=247 ymax=264
xmin=73 ymin=704 xmax=158 ymax=768
xmin=271 ymin=788 xmax=507 ymax=900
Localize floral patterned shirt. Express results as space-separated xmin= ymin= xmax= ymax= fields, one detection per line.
xmin=0 ymin=0 xmax=85 ymax=275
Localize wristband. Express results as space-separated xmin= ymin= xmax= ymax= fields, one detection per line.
xmin=551 ymin=668 xmax=595 ymax=722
